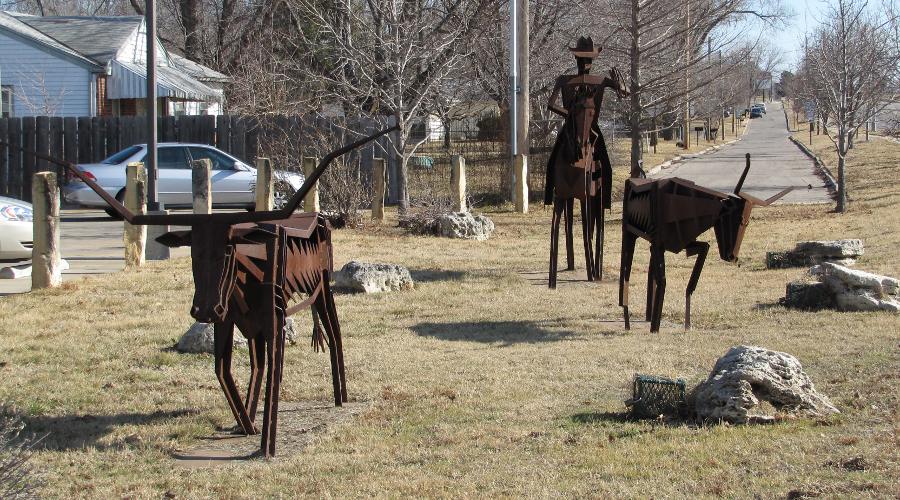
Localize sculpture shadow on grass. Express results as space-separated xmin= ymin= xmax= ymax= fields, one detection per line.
xmin=410 ymin=320 xmax=579 ymax=345
xmin=408 ymin=269 xmax=467 ymax=283
xmin=23 ymin=409 xmax=198 ymax=451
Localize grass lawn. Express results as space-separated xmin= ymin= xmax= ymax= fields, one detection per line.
xmin=0 ymin=121 xmax=897 ymax=497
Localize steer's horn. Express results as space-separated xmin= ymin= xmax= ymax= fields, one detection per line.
xmin=0 ymin=140 xmax=138 ymax=223
xmin=734 ymin=153 xmax=751 ymax=194
xmin=740 ymin=187 xmax=794 ymax=206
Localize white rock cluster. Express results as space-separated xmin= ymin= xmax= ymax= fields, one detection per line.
xmin=334 ymin=261 xmax=414 ymax=294
xmin=767 ymin=239 xmax=863 ymax=268
xmin=435 ymin=212 xmax=495 ymax=241
xmin=176 ymin=318 xmax=301 ymax=354
xmin=693 ymin=345 xmax=839 ymax=424
xmin=810 ymin=262 xmax=900 ymax=312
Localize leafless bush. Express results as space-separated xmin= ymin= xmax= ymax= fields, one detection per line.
xmin=0 ymin=407 xmax=42 ymax=499
xmin=306 ymin=123 xmax=372 ymax=229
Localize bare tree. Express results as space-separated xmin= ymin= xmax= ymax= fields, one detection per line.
xmin=604 ymin=0 xmax=784 ymax=176
xmin=281 ymin=0 xmax=494 ymax=213
xmin=801 ymin=0 xmax=900 ymax=211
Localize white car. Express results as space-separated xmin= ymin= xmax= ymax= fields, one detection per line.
xmin=0 ymin=196 xmax=33 ymax=261
xmin=63 ymin=143 xmax=303 ymax=217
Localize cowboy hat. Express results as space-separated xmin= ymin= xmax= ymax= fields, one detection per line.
xmin=569 ymin=36 xmax=602 ymax=58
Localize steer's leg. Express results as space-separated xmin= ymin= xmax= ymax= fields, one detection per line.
xmin=322 ymin=275 xmax=348 ymax=403
xmin=684 ymin=241 xmax=710 ymax=330
xmin=314 ymin=291 xmax=343 ymax=407
xmin=646 ymin=250 xmax=657 ymax=321
xmin=214 ymin=321 xmax=255 ymax=435
xmin=619 ymin=231 xmax=638 ymax=330
xmin=244 ymin=335 xmax=266 ymax=425
xmin=650 ymin=246 xmax=667 ymax=333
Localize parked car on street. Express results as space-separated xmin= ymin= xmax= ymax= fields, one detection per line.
xmin=749 ymin=107 xmax=763 ymax=118
xmin=0 ymin=196 xmax=33 ymax=261
xmin=63 ymin=144 xmax=304 ymax=218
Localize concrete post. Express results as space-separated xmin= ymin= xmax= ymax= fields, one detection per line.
xmin=302 ymin=157 xmax=320 ymax=212
xmin=124 ymin=162 xmax=147 ymax=268
xmin=371 ymin=157 xmax=386 ymax=222
xmin=192 ymin=158 xmax=212 ymax=214
xmin=255 ymin=157 xmax=274 ymax=211
xmin=31 ymin=172 xmax=61 ymax=289
xmin=514 ymin=154 xmax=528 ymax=213
xmin=450 ymin=155 xmax=466 ymax=213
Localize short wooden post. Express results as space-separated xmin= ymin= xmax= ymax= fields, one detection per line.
xmin=255 ymin=157 xmax=274 ymax=211
xmin=450 ymin=155 xmax=466 ymax=213
xmin=123 ymin=162 xmax=147 ymax=268
xmin=371 ymin=157 xmax=386 ymax=221
xmin=192 ymin=158 xmax=212 ymax=214
xmin=302 ymin=157 xmax=320 ymax=212
xmin=514 ymin=154 xmax=528 ymax=214
xmin=32 ymin=172 xmax=61 ymax=289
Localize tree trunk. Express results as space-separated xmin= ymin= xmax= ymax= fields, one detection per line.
xmin=836 ymin=135 xmax=847 ymax=213
xmin=629 ymin=0 xmax=643 ymax=177
xmin=180 ymin=0 xmax=201 ymax=59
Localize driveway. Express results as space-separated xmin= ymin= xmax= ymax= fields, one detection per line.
xmin=655 ymin=101 xmax=833 ymax=204
xmin=0 ymin=209 xmax=188 ymax=296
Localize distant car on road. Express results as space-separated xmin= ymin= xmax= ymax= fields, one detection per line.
xmin=63 ymin=144 xmax=304 ymax=218
xmin=751 ymin=103 xmax=766 ymax=115
xmin=0 ymin=196 xmax=32 ymax=261
xmin=749 ymin=107 xmax=763 ymax=118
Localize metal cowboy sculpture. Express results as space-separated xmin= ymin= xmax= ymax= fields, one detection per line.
xmin=545 ymin=36 xmax=628 ymax=288
xmin=6 ymin=125 xmax=397 ymax=457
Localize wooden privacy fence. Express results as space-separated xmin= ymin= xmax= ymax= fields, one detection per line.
xmin=0 ymin=115 xmax=398 ymax=203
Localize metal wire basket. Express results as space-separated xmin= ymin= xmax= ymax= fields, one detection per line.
xmin=625 ymin=374 xmax=687 ymax=419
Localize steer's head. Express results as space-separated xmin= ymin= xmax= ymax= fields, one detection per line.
xmin=157 ymin=224 xmax=237 ymax=323
xmin=714 ymin=154 xmax=792 ymax=262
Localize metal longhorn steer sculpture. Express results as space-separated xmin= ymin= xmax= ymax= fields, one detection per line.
xmin=544 ymin=36 xmax=628 ymax=287
xmin=619 ymin=154 xmax=791 ymax=332
xmin=13 ymin=125 xmax=397 ymax=457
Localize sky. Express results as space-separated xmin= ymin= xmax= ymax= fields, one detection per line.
xmin=771 ymin=0 xmax=823 ymax=72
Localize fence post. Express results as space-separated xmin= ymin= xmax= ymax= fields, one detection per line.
xmin=32 ymin=172 xmax=61 ymax=289
xmin=302 ymin=156 xmax=320 ymax=212
xmin=514 ymin=154 xmax=528 ymax=214
xmin=192 ymin=158 xmax=212 ymax=214
xmin=255 ymin=157 xmax=274 ymax=211
xmin=124 ymin=162 xmax=147 ymax=268
xmin=371 ymin=157 xmax=386 ymax=222
xmin=450 ymin=155 xmax=466 ymax=213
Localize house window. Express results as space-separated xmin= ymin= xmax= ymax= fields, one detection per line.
xmin=1 ymin=86 xmax=13 ymax=118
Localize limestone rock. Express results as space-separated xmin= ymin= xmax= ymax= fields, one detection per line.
xmin=811 ymin=262 xmax=900 ymax=312
xmin=176 ymin=318 xmax=301 ymax=353
xmin=435 ymin=212 xmax=494 ymax=240
xmin=766 ymin=239 xmax=863 ymax=268
xmin=334 ymin=261 xmax=414 ymax=293
xmin=694 ymin=345 xmax=839 ymax=424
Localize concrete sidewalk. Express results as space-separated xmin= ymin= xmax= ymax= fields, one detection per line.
xmin=0 ymin=209 xmax=188 ymax=296
xmin=654 ymin=101 xmax=833 ymax=204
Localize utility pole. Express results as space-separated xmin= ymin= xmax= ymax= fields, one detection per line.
xmin=513 ymin=0 xmax=529 ymax=210
xmin=145 ymin=0 xmax=159 ymax=211
xmin=683 ymin=0 xmax=691 ymax=149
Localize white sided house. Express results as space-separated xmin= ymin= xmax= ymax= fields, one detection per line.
xmin=0 ymin=11 xmax=227 ymax=118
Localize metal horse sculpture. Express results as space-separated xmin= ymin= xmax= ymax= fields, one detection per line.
xmin=11 ymin=126 xmax=397 ymax=457
xmin=619 ymin=154 xmax=791 ymax=332
xmin=545 ymin=36 xmax=628 ymax=288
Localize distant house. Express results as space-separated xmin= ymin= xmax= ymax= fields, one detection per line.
xmin=0 ymin=11 xmax=228 ymax=118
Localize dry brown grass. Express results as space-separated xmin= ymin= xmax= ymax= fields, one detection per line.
xmin=0 ymin=127 xmax=897 ymax=497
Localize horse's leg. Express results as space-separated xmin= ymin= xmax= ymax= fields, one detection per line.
xmin=580 ymin=200 xmax=595 ymax=281
xmin=593 ymin=194 xmax=604 ymax=280
xmin=565 ymin=198 xmax=575 ymax=271
xmin=214 ymin=321 xmax=255 ymax=434
xmin=548 ymin=198 xmax=565 ymax=289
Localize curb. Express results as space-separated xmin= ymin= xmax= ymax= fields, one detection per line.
xmin=787 ymin=135 xmax=837 ymax=191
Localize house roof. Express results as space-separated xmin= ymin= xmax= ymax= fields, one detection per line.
xmin=10 ymin=13 xmax=142 ymax=66
xmin=0 ymin=11 xmax=100 ymax=68
xmin=169 ymin=53 xmax=229 ymax=83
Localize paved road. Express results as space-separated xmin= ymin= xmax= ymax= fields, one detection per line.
xmin=0 ymin=209 xmax=189 ymax=296
xmin=656 ymin=101 xmax=833 ymax=204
